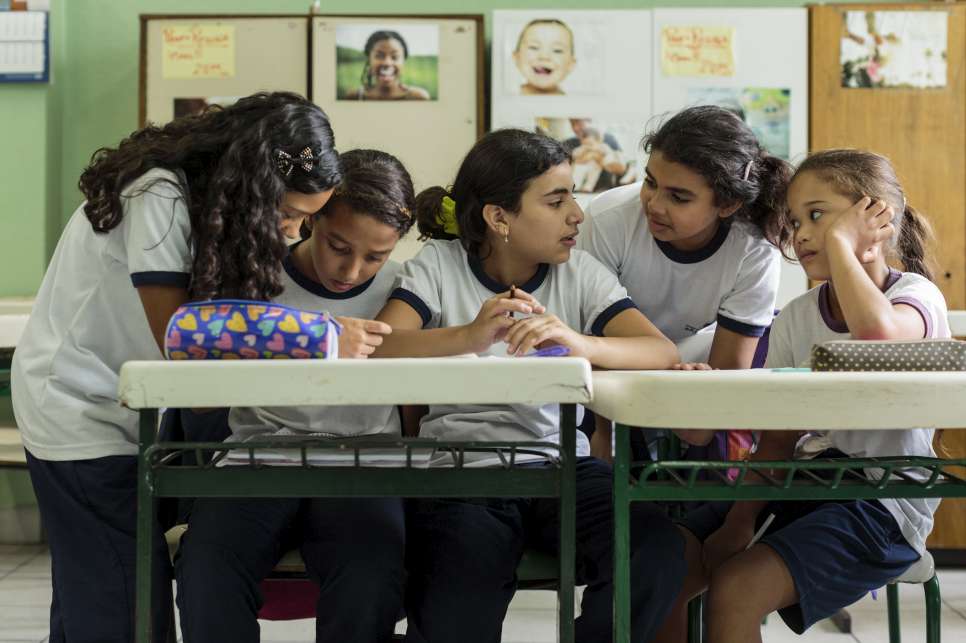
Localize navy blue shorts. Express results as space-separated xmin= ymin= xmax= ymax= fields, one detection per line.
xmin=680 ymin=498 xmax=920 ymax=634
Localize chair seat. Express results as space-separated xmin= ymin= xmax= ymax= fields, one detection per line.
xmin=894 ymin=550 xmax=935 ymax=584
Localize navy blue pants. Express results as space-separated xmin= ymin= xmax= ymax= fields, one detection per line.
xmin=403 ymin=457 xmax=685 ymax=643
xmin=175 ymin=496 xmax=406 ymax=643
xmin=25 ymin=451 xmax=174 ymax=643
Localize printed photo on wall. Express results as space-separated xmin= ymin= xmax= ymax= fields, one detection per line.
xmin=503 ymin=18 xmax=604 ymax=96
xmin=173 ymin=96 xmax=241 ymax=119
xmin=840 ymin=11 xmax=947 ymax=89
xmin=687 ymin=87 xmax=791 ymax=160
xmin=536 ymin=117 xmax=642 ymax=193
xmin=336 ymin=24 xmax=439 ymax=101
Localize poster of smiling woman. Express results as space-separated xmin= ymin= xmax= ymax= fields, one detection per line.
xmin=336 ymin=23 xmax=439 ymax=101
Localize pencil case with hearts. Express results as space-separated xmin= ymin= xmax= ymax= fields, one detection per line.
xmin=164 ymin=299 xmax=341 ymax=360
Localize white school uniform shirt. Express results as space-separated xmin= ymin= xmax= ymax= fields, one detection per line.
xmin=765 ymin=270 xmax=950 ymax=553
xmin=391 ymin=239 xmax=635 ymax=466
xmin=581 ymin=182 xmax=780 ymax=362
xmin=228 ymin=246 xmax=402 ymax=439
xmin=12 ymin=168 xmax=193 ymax=460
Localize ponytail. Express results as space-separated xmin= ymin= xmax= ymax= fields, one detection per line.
xmin=415 ymin=129 xmax=570 ymax=257
xmin=897 ymin=204 xmax=936 ymax=281
xmin=414 ymin=186 xmax=459 ymax=242
xmin=744 ymin=152 xmax=794 ymax=255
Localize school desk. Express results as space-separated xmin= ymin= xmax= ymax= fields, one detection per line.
xmin=118 ymin=356 xmax=592 ymax=643
xmin=589 ymin=368 xmax=966 ymax=643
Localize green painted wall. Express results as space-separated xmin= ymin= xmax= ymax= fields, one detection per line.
xmin=1 ymin=0 xmax=908 ymax=297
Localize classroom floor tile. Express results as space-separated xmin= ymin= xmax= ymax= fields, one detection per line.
xmin=1 ymin=546 xmax=965 ymax=642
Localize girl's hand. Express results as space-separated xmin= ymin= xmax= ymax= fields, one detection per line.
xmin=336 ymin=317 xmax=392 ymax=359
xmin=826 ymin=197 xmax=896 ymax=262
xmin=702 ymin=516 xmax=755 ymax=574
xmin=462 ymin=290 xmax=545 ymax=354
xmin=670 ymin=362 xmax=713 ymax=371
xmin=503 ymin=313 xmax=592 ymax=359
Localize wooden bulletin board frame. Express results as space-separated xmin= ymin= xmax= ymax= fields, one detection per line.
xmin=810 ymin=3 xmax=966 ymax=310
xmin=139 ymin=14 xmax=312 ymax=126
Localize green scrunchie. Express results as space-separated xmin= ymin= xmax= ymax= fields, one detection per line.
xmin=436 ymin=195 xmax=460 ymax=236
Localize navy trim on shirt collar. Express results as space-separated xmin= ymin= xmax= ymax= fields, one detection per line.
xmin=283 ymin=241 xmax=375 ymax=300
xmin=819 ymin=268 xmax=902 ymax=333
xmin=654 ymin=220 xmax=731 ymax=264
xmin=467 ymin=253 xmax=549 ymax=294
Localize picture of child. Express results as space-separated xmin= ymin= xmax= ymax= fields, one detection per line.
xmin=536 ymin=117 xmax=640 ymax=193
xmin=571 ymin=127 xmax=622 ymax=193
xmin=512 ymin=19 xmax=577 ymax=95
xmin=337 ymin=25 xmax=439 ymax=101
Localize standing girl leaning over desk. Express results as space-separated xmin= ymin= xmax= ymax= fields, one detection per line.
xmin=375 ymin=129 xmax=685 ymax=643
xmin=10 ymin=91 xmax=341 ymax=643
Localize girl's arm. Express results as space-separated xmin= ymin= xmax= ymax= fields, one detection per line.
xmin=826 ymin=199 xmax=924 ymax=339
xmin=504 ymin=307 xmax=679 ymax=370
xmin=136 ymin=285 xmax=189 ymax=354
xmin=707 ymin=326 xmax=761 ymax=370
xmin=373 ymin=290 xmax=543 ymax=358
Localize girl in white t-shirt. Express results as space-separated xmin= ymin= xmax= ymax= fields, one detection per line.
xmin=659 ymin=149 xmax=948 ymax=642
xmin=11 ymin=92 xmax=341 ymax=643
xmin=374 ymin=129 xmax=684 ymax=643
xmin=582 ymin=105 xmax=794 ymax=457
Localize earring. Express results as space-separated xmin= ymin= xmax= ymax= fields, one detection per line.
xmin=503 ymin=227 xmax=510 ymax=243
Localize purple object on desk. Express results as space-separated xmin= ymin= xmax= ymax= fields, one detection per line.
xmin=524 ymin=345 xmax=571 ymax=358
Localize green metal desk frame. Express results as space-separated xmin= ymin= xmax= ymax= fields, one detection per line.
xmin=125 ymin=358 xmax=592 ymax=643
xmin=612 ymin=427 xmax=966 ymax=643
xmin=592 ymin=368 xmax=966 ymax=643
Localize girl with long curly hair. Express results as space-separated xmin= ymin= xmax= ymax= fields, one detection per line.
xmin=11 ymin=91 xmax=340 ymax=643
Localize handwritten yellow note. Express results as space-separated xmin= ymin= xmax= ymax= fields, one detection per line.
xmin=661 ymin=26 xmax=735 ymax=77
xmin=161 ymin=25 xmax=236 ymax=79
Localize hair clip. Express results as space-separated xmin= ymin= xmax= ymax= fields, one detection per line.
xmin=743 ymin=160 xmax=753 ymax=181
xmin=275 ymin=147 xmax=317 ymax=177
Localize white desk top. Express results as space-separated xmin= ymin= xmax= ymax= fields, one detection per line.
xmin=0 ymin=297 xmax=32 ymax=350
xmin=588 ymin=369 xmax=966 ymax=431
xmin=118 ymin=357 xmax=593 ymax=409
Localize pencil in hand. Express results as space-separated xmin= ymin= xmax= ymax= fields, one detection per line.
xmin=507 ymin=284 xmax=516 ymax=319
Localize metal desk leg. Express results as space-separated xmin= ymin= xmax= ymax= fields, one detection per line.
xmin=613 ymin=423 xmax=632 ymax=643
xmin=136 ymin=408 xmax=158 ymax=643
xmin=559 ymin=403 xmax=577 ymax=643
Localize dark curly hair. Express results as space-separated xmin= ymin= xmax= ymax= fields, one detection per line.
xmin=643 ymin=105 xmax=794 ymax=255
xmin=414 ymin=129 xmax=570 ymax=258
xmin=78 ymin=91 xmax=341 ymax=301
xmin=301 ymin=149 xmax=416 ymax=238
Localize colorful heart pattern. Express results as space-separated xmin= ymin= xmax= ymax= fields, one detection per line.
xmin=165 ymin=299 xmax=341 ymax=361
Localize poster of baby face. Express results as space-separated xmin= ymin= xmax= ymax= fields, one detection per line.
xmin=500 ymin=15 xmax=606 ymax=97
